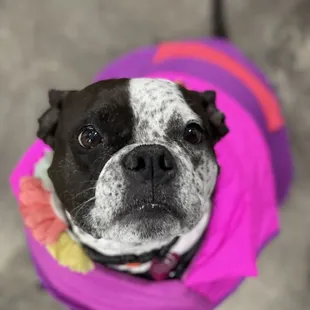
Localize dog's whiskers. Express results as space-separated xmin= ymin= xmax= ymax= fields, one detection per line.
xmin=77 ymin=180 xmax=98 ymax=186
xmin=71 ymin=196 xmax=96 ymax=219
xmin=73 ymin=186 xmax=96 ymax=200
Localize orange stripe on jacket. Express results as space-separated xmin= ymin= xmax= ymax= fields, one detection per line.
xmin=153 ymin=42 xmax=284 ymax=132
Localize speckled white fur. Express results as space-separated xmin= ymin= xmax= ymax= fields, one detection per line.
xmin=130 ymin=78 xmax=198 ymax=142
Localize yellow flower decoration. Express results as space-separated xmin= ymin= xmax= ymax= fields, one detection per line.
xmin=47 ymin=232 xmax=94 ymax=274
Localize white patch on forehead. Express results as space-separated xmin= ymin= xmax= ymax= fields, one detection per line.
xmin=128 ymin=78 xmax=198 ymax=142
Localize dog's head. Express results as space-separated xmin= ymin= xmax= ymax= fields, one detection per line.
xmin=37 ymin=78 xmax=228 ymax=244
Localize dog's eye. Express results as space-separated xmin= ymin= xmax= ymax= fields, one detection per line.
xmin=78 ymin=126 xmax=102 ymax=149
xmin=183 ymin=123 xmax=203 ymax=145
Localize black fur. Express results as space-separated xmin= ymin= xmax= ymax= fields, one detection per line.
xmin=38 ymin=79 xmax=135 ymax=234
xmin=37 ymin=90 xmax=76 ymax=148
xmin=178 ymin=86 xmax=229 ymax=145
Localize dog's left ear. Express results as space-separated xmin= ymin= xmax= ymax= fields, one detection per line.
xmin=201 ymin=90 xmax=229 ymax=143
xmin=37 ymin=89 xmax=76 ymax=148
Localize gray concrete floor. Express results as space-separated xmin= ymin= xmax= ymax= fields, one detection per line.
xmin=1 ymin=0 xmax=310 ymax=309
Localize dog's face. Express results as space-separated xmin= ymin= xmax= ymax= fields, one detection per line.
xmin=37 ymin=78 xmax=228 ymax=244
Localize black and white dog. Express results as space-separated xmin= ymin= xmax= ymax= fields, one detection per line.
xmin=36 ymin=1 xmax=229 ymax=278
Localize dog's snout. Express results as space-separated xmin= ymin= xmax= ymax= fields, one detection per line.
xmin=122 ymin=145 xmax=176 ymax=183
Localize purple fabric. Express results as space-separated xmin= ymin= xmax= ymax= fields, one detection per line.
xmin=94 ymin=47 xmax=156 ymax=80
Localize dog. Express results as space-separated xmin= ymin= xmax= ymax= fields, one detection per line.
xmin=10 ymin=0 xmax=293 ymax=309
xmin=35 ymin=4 xmax=229 ymax=277
xmin=36 ymin=78 xmax=227 ymax=268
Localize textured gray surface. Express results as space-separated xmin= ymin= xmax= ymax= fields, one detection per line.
xmin=0 ymin=0 xmax=310 ymax=309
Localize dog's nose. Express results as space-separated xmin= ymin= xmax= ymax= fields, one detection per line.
xmin=122 ymin=145 xmax=176 ymax=183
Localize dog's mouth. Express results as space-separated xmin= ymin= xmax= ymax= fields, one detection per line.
xmin=115 ymin=202 xmax=183 ymax=223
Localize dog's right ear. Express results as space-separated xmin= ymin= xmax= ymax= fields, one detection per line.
xmin=37 ymin=89 xmax=76 ymax=148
